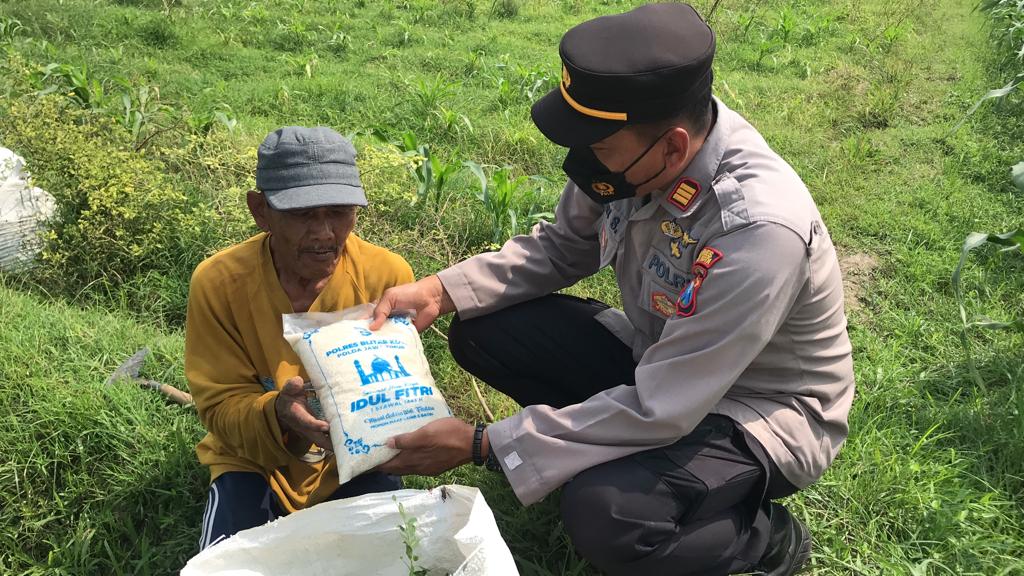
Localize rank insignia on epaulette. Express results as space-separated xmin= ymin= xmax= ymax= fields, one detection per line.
xmin=668 ymin=177 xmax=701 ymax=211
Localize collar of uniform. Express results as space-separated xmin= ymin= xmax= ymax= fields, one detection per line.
xmin=629 ymin=192 xmax=662 ymax=221
xmin=654 ymin=96 xmax=731 ymax=219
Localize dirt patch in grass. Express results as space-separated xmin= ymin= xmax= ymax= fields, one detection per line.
xmin=839 ymin=250 xmax=878 ymax=314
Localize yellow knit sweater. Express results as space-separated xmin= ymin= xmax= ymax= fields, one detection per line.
xmin=185 ymin=232 xmax=414 ymax=512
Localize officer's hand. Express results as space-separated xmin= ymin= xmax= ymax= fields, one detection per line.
xmin=275 ymin=377 xmax=331 ymax=451
xmin=369 ymin=275 xmax=455 ymax=333
xmin=375 ymin=417 xmax=476 ymax=476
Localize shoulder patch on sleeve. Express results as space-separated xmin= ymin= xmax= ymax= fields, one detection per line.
xmin=693 ymin=247 xmax=723 ymax=270
xmin=675 ymin=247 xmax=724 ymax=318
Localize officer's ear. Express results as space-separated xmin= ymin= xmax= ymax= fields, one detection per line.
xmin=662 ymin=126 xmax=692 ymax=173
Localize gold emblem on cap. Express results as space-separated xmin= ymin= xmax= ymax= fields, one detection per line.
xmin=559 ymin=65 xmax=628 ymax=122
xmin=592 ymin=182 xmax=615 ymax=196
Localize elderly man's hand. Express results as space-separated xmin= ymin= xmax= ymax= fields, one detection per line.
xmin=375 ymin=417 xmax=477 ymax=476
xmin=370 ymin=275 xmax=455 ymax=333
xmin=275 ymin=376 xmax=332 ymax=450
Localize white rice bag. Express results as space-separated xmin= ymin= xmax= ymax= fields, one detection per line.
xmin=283 ymin=304 xmax=451 ymax=484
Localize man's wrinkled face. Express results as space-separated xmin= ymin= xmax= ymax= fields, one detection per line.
xmin=248 ymin=192 xmax=358 ymax=281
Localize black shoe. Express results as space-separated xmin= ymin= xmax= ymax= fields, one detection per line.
xmin=754 ymin=502 xmax=812 ymax=576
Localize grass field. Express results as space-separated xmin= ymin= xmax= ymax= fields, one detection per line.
xmin=1 ymin=0 xmax=1023 ymax=574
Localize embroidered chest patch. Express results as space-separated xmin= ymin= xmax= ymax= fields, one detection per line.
xmin=651 ymin=292 xmax=675 ymax=318
xmin=646 ymin=251 xmax=688 ymax=291
xmin=670 ymin=233 xmax=698 ymax=258
xmin=660 ymin=219 xmax=699 ymax=258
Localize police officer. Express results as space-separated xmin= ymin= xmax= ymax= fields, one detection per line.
xmin=372 ymin=4 xmax=854 ymax=575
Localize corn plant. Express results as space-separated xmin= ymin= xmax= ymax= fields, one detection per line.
xmin=432 ymin=106 xmax=473 ymax=135
xmin=736 ymin=12 xmax=758 ymax=36
xmin=465 ymin=162 xmax=553 ymax=244
xmin=494 ymin=76 xmax=517 ymax=109
xmin=0 ymin=16 xmax=23 ymax=44
xmin=775 ymin=7 xmax=799 ymax=44
xmin=272 ymin=19 xmax=315 ymax=51
xmin=395 ymin=22 xmax=414 ymax=47
xmin=407 ymin=73 xmax=455 ymax=118
xmin=881 ymin=23 xmax=907 ymax=49
xmin=112 ymin=82 xmax=170 ymax=146
xmin=491 ymin=58 xmax=556 ymax=108
xmin=524 ymin=176 xmax=556 ymax=225
xmin=185 ymin=104 xmax=238 ymax=136
xmin=805 ymin=14 xmax=837 ymax=43
xmin=391 ymin=131 xmax=460 ymax=208
xmin=322 ymin=27 xmax=352 ymax=54
xmin=953 ymin=1 xmax=1023 ymax=134
xmin=949 ymin=76 xmax=1021 ymax=134
xmin=981 ymin=0 xmax=1024 ymax=62
xmin=280 ymin=52 xmax=319 ymax=78
xmin=241 ymin=2 xmax=270 ymax=23
xmin=33 ymin=63 xmax=108 ymax=109
xmin=430 ymin=153 xmax=461 ymax=200
xmin=951 ymin=163 xmax=1024 ymax=387
xmin=462 ymin=49 xmax=486 ymax=75
xmin=753 ymin=34 xmax=783 ymax=69
xmin=952 ymin=227 xmax=1024 ymax=388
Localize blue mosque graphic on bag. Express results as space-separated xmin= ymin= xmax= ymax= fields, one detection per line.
xmin=354 ymin=355 xmax=411 ymax=385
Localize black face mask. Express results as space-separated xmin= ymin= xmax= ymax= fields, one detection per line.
xmin=562 ymin=130 xmax=671 ymax=204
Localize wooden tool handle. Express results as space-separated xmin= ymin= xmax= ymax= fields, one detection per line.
xmin=138 ymin=379 xmax=194 ymax=406
xmin=159 ymin=383 xmax=194 ymax=406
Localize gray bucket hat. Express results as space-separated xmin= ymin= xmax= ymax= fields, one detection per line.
xmin=255 ymin=126 xmax=367 ymax=210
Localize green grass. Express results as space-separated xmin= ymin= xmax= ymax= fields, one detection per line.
xmin=0 ymin=278 xmax=205 ymax=575
xmin=1 ymin=0 xmax=1024 ymax=574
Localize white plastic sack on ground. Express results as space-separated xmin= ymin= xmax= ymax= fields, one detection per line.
xmin=283 ymin=304 xmax=452 ymax=484
xmin=181 ymin=485 xmax=519 ymax=576
xmin=0 ymin=147 xmax=55 ymax=270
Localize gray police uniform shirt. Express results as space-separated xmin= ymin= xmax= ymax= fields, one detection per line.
xmin=437 ymin=97 xmax=855 ymax=506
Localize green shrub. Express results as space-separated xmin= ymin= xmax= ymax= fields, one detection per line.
xmin=154 ymin=130 xmax=257 ymax=252
xmin=357 ymin=140 xmax=419 ymax=210
xmin=0 ymin=96 xmax=212 ymax=325
xmin=490 ymin=0 xmax=520 ymax=20
xmin=135 ymin=15 xmax=178 ymax=48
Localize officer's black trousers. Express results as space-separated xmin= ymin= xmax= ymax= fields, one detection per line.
xmin=447 ymin=294 xmax=799 ymax=576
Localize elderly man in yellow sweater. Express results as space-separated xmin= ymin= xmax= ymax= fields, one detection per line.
xmin=185 ymin=126 xmax=414 ymax=550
